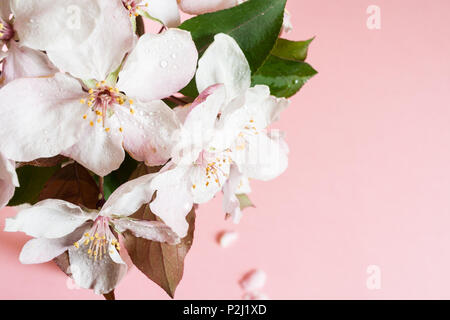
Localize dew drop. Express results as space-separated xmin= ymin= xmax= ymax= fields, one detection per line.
xmin=160 ymin=60 xmax=168 ymax=68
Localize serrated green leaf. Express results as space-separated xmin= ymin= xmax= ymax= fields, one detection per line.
xmin=179 ymin=0 xmax=287 ymax=97
xmin=271 ymin=38 xmax=314 ymax=62
xmin=8 ymin=165 xmax=61 ymax=206
xmin=251 ymin=36 xmax=317 ymax=98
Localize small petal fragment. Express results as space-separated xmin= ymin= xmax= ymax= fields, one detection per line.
xmin=218 ymin=231 xmax=238 ymax=248
xmin=178 ymin=0 xmax=237 ymax=14
xmin=240 ymin=269 xmax=267 ymax=292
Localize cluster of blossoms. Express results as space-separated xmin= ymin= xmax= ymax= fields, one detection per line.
xmin=0 ymin=0 xmax=293 ymax=295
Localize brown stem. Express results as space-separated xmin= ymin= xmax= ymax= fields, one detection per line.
xmin=97 ymin=176 xmax=105 ymax=209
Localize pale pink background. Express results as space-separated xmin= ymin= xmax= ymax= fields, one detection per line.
xmin=1 ymin=0 xmax=450 ymax=299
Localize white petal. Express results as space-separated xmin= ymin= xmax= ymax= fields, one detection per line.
xmin=113 ymin=218 xmax=180 ymax=244
xmin=0 ymin=73 xmax=87 ymax=162
xmin=62 ymin=113 xmax=125 ymax=177
xmin=117 ymin=28 xmax=198 ymax=101
xmin=232 ymin=131 xmax=289 ymax=181
xmin=19 ymin=223 xmax=90 ymax=264
xmin=178 ymin=0 xmax=237 ymax=14
xmin=171 ymin=85 xmax=227 ymax=164
xmin=143 ymin=0 xmax=180 ymax=27
xmin=0 ymin=153 xmax=18 ymax=208
xmin=189 ymin=160 xmax=229 ymax=204
xmin=4 ymin=199 xmax=96 ymax=239
xmin=283 ymin=10 xmax=293 ymax=33
xmin=68 ymin=243 xmax=127 ymax=295
xmin=1 ymin=41 xmax=57 ymax=85
xmin=240 ymin=269 xmax=267 ymax=292
xmin=222 ymin=165 xmax=243 ymax=223
xmin=150 ymin=166 xmax=193 ymax=237
xmin=117 ymin=100 xmax=181 ymax=166
xmin=218 ymin=231 xmax=238 ymax=248
xmin=196 ymin=33 xmax=250 ymax=102
xmin=242 ymin=85 xmax=289 ymax=130
xmin=12 ymin=0 xmax=134 ymax=80
xmin=101 ymin=173 xmax=156 ymax=218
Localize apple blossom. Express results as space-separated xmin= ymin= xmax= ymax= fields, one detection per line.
xmin=4 ymin=173 xmax=179 ymax=294
xmin=0 ymin=152 xmax=18 ymax=209
xmin=148 ymin=34 xmax=288 ymax=236
xmin=0 ymin=0 xmax=56 ymax=86
xmin=0 ymin=28 xmax=198 ymax=176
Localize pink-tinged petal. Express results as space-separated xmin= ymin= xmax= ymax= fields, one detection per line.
xmin=116 ymin=100 xmax=181 ymax=166
xmin=232 ymin=131 xmax=289 ymax=181
xmin=1 ymin=41 xmax=57 ymax=86
xmin=19 ymin=224 xmax=90 ymax=264
xmin=12 ymin=0 xmax=134 ymax=80
xmin=62 ymin=114 xmax=125 ymax=177
xmin=0 ymin=73 xmax=87 ymax=162
xmin=0 ymin=153 xmax=18 ymax=208
xmin=68 ymin=242 xmax=127 ymax=295
xmin=196 ymin=33 xmax=250 ymax=102
xmin=0 ymin=0 xmax=10 ymax=20
xmin=150 ymin=166 xmax=193 ymax=237
xmin=4 ymin=200 xmax=96 ymax=239
xmin=117 ymin=28 xmax=198 ymax=101
xmin=113 ymin=218 xmax=180 ymax=244
xmin=143 ymin=0 xmax=180 ymax=27
xmin=178 ymin=0 xmax=237 ymax=14
xmin=101 ymin=173 xmax=156 ymax=218
xmin=240 ymin=269 xmax=267 ymax=292
xmin=218 ymin=230 xmax=238 ymax=248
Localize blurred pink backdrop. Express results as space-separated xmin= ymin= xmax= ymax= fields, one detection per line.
xmin=1 ymin=0 xmax=450 ymax=299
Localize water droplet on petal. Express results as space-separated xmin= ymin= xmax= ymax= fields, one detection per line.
xmin=160 ymin=60 xmax=168 ymax=68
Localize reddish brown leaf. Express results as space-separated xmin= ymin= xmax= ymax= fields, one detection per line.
xmin=38 ymin=162 xmax=100 ymax=209
xmin=17 ymin=155 xmax=68 ymax=168
xmin=124 ymin=205 xmax=195 ymax=298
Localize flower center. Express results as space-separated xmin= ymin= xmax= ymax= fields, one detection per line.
xmin=0 ymin=19 xmax=14 ymax=42
xmin=79 ymin=81 xmax=135 ymax=133
xmin=73 ymin=216 xmax=120 ymax=261
xmin=122 ymin=0 xmax=148 ymax=17
xmin=192 ymin=150 xmax=232 ymax=189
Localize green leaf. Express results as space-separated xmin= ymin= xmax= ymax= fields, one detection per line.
xmin=102 ymin=154 xmax=139 ymax=200
xmin=124 ymin=205 xmax=196 ymax=298
xmin=38 ymin=162 xmax=100 ymax=209
xmin=179 ymin=0 xmax=287 ymax=97
xmin=8 ymin=165 xmax=61 ymax=206
xmin=252 ymin=57 xmax=317 ymax=98
xmin=237 ymin=194 xmax=255 ymax=210
xmin=271 ymin=38 xmax=314 ymax=62
xmin=252 ymin=37 xmax=317 ymax=98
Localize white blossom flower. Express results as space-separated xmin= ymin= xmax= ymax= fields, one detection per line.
xmin=4 ymin=174 xmax=179 ymax=295
xmin=0 ymin=0 xmax=56 ymax=86
xmin=149 ymin=34 xmax=289 ymax=236
xmin=0 ymin=27 xmax=198 ymax=176
xmin=0 ymin=152 xmax=18 ymax=209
